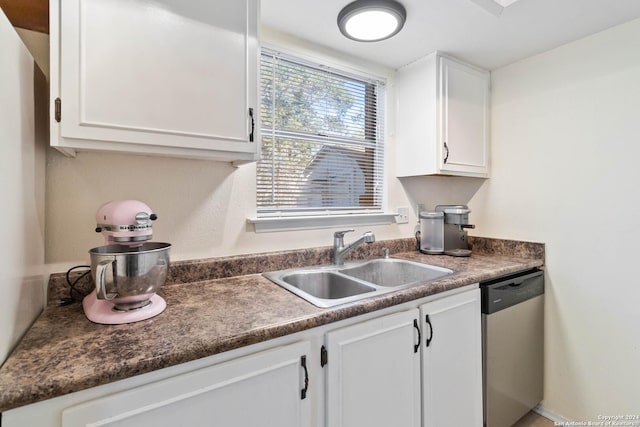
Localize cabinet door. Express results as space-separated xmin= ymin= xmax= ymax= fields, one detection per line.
xmin=420 ymin=288 xmax=482 ymax=427
xmin=62 ymin=341 xmax=311 ymax=427
xmin=395 ymin=53 xmax=438 ymax=178
xmin=326 ymin=309 xmax=421 ymax=427
xmin=439 ymin=57 xmax=490 ymax=177
xmin=54 ymin=0 xmax=258 ymax=161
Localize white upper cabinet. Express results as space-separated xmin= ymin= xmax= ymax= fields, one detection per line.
xmin=396 ymin=52 xmax=490 ymax=178
xmin=50 ymin=0 xmax=259 ymax=163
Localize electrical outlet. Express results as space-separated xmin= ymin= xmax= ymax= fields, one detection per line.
xmin=396 ymin=206 xmax=409 ymax=224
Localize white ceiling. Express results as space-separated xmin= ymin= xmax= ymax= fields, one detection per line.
xmin=261 ymin=0 xmax=640 ymax=70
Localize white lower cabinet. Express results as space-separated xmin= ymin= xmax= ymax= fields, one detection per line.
xmin=325 ymin=309 xmax=422 ymax=427
xmin=420 ymin=288 xmax=483 ymax=427
xmin=62 ymin=340 xmax=311 ymax=427
xmin=2 ymin=286 xmax=482 ymax=427
xmin=323 ymin=287 xmax=482 ymax=427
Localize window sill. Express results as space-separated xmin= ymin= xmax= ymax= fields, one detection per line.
xmin=247 ymin=213 xmax=398 ymax=233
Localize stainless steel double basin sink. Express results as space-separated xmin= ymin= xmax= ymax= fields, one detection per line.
xmin=263 ymin=258 xmax=453 ymax=308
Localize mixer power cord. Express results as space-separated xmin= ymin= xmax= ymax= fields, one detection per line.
xmin=60 ymin=265 xmax=92 ymax=306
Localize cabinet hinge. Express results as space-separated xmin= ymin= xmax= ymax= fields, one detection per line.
xmin=320 ymin=345 xmax=328 ymax=367
xmin=54 ymin=97 xmax=61 ymax=123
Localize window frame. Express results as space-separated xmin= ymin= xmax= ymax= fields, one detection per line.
xmin=249 ymin=45 xmax=395 ymax=233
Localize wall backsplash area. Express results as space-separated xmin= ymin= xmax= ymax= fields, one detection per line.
xmin=45 ymin=147 xmax=488 ymax=265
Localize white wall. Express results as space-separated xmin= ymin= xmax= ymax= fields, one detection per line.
xmin=470 ymin=17 xmax=640 ymax=421
xmin=15 ymin=28 xmax=49 ymax=80
xmin=45 ymin=27 xmax=439 ymax=265
xmin=0 ymin=10 xmax=46 ymax=362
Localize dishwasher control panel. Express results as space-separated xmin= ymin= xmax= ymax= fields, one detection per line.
xmin=481 ymin=269 xmax=544 ymax=314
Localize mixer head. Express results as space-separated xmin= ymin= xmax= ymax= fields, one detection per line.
xmin=95 ymin=200 xmax=157 ymax=246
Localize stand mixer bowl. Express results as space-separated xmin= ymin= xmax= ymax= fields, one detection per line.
xmin=89 ymin=242 xmax=171 ymax=311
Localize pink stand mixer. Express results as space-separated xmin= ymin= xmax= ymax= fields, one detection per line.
xmin=82 ymin=200 xmax=171 ymax=325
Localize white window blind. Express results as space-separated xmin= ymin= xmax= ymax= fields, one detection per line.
xmin=257 ymin=49 xmax=385 ymax=217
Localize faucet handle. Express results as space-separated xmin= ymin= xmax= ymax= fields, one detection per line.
xmin=334 ymin=229 xmax=355 ymax=239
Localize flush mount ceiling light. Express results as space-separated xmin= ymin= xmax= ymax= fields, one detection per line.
xmin=337 ymin=0 xmax=407 ymax=42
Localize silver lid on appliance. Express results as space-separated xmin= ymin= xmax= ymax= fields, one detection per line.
xmin=435 ymin=204 xmax=472 ymax=225
xmin=419 ymin=211 xmax=444 ymax=219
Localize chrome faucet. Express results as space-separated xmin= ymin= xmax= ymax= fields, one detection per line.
xmin=333 ymin=229 xmax=375 ymax=266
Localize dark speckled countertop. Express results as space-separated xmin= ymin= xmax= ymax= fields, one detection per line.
xmin=0 ymin=237 xmax=544 ymax=412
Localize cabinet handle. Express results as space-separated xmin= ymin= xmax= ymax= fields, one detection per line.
xmin=249 ymin=108 xmax=255 ymax=142
xmin=425 ymin=314 xmax=434 ymax=347
xmin=443 ymin=142 xmax=449 ymax=164
xmin=413 ymin=319 xmax=421 ymax=353
xmin=320 ymin=345 xmax=328 ymax=367
xmin=300 ymin=355 xmax=309 ymax=400
xmin=55 ymin=97 xmax=61 ymax=123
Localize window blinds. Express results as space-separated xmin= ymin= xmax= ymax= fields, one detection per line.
xmin=257 ymin=49 xmax=386 ymax=216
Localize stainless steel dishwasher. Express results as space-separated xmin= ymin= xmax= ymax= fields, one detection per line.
xmin=481 ymin=268 xmax=544 ymax=427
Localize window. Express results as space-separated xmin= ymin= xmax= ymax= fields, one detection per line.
xmin=257 ymin=49 xmax=386 ymax=221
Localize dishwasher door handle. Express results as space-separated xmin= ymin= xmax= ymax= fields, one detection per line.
xmin=509 ymin=281 xmax=524 ymax=287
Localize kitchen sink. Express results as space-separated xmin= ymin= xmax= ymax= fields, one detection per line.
xmin=340 ymin=258 xmax=452 ymax=287
xmin=265 ymin=268 xmax=378 ymax=308
xmin=280 ymin=271 xmax=376 ymax=299
xmin=263 ymin=258 xmax=453 ymax=308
